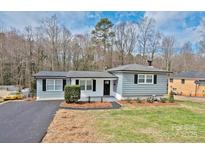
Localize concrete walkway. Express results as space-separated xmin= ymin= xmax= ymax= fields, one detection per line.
xmin=0 ymin=100 xmax=61 ymax=143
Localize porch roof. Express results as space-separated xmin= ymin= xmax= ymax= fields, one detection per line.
xmin=67 ymin=71 xmax=117 ymax=78
xmin=33 ymin=71 xmax=117 ymax=78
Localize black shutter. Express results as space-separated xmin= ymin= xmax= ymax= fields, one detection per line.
xmin=154 ymin=75 xmax=157 ymax=84
xmin=75 ymin=79 xmax=79 ymax=85
xmin=134 ymin=74 xmax=138 ymax=84
xmin=63 ymin=79 xmax=66 ymax=91
xmin=42 ymin=79 xmax=46 ymax=91
xmin=93 ymin=80 xmax=96 ymax=91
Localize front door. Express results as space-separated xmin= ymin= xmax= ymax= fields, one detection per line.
xmin=103 ymin=80 xmax=110 ymax=95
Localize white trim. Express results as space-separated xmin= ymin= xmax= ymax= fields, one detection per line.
xmin=138 ymin=74 xmax=154 ymax=84
xmin=46 ymin=79 xmax=63 ymax=91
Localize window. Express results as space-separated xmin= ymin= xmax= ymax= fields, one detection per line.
xmin=86 ymin=80 xmax=92 ymax=90
xmin=138 ymin=74 xmax=153 ymax=84
xmin=138 ymin=74 xmax=145 ymax=83
xmin=170 ymin=78 xmax=173 ymax=83
xmin=80 ymin=80 xmax=92 ymax=91
xmin=80 ymin=80 xmax=86 ymax=90
xmin=46 ymin=79 xmax=62 ymax=91
xmin=146 ymin=75 xmax=153 ymax=83
xmin=181 ymin=79 xmax=185 ymax=84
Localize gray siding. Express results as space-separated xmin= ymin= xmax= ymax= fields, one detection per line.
xmin=121 ymin=73 xmax=168 ymax=97
xmin=36 ymin=79 xmax=66 ymax=100
xmin=113 ymin=73 xmax=123 ymax=95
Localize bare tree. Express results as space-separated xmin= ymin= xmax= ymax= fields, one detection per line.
xmin=161 ymin=35 xmax=175 ymax=71
xmin=148 ymin=31 xmax=161 ymax=61
xmin=42 ymin=15 xmax=61 ymax=71
xmin=61 ymin=26 xmax=72 ymax=71
xmin=137 ymin=17 xmax=155 ymax=64
xmin=114 ymin=22 xmax=137 ymax=65
xmin=0 ymin=14 xmax=205 ymax=89
xmin=24 ymin=25 xmax=34 ymax=87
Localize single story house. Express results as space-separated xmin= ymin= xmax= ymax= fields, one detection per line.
xmin=169 ymin=71 xmax=205 ymax=97
xmin=33 ymin=64 xmax=170 ymax=100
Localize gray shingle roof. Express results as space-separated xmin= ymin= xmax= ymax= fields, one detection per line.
xmin=107 ymin=64 xmax=169 ymax=73
xmin=67 ymin=71 xmax=116 ymax=78
xmin=174 ymin=71 xmax=205 ymax=79
xmin=33 ymin=71 xmax=117 ymax=78
xmin=33 ymin=71 xmax=69 ymax=78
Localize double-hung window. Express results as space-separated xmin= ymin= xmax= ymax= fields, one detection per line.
xmin=138 ymin=74 xmax=145 ymax=83
xmin=146 ymin=74 xmax=153 ymax=84
xmin=80 ymin=80 xmax=92 ymax=91
xmin=80 ymin=80 xmax=86 ymax=90
xmin=138 ymin=74 xmax=154 ymax=84
xmin=46 ymin=79 xmax=62 ymax=91
xmin=86 ymin=80 xmax=92 ymax=90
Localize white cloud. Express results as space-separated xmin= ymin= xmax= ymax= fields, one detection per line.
xmin=0 ymin=12 xmax=94 ymax=34
xmin=144 ymin=11 xmax=201 ymax=47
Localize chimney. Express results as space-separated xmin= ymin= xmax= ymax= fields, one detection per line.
xmin=147 ymin=60 xmax=152 ymax=66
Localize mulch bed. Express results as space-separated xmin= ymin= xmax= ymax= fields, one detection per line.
xmin=119 ymin=100 xmax=177 ymax=107
xmin=60 ymin=101 xmax=113 ymax=109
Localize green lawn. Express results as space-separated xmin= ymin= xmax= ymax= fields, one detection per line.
xmin=93 ymin=101 xmax=205 ymax=142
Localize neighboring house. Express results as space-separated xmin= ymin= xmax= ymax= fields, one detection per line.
xmin=168 ymin=71 xmax=205 ymax=97
xmin=33 ymin=64 xmax=170 ymax=100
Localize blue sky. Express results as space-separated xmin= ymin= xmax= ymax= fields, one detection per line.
xmin=0 ymin=11 xmax=205 ymax=47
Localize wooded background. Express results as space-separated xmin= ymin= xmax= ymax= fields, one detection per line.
xmin=0 ymin=15 xmax=205 ymax=87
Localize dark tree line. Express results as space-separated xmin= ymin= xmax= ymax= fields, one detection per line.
xmin=0 ymin=15 xmax=205 ymax=87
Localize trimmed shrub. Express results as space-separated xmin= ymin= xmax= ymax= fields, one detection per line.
xmin=64 ymin=85 xmax=80 ymax=103
xmin=160 ymin=97 xmax=167 ymax=103
xmin=135 ymin=98 xmax=142 ymax=103
xmin=169 ymin=91 xmax=175 ymax=103
xmin=147 ymin=96 xmax=155 ymax=103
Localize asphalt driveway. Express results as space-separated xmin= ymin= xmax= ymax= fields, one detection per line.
xmin=0 ymin=100 xmax=61 ymax=143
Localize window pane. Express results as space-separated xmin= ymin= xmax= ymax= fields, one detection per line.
xmin=138 ymin=74 xmax=145 ymax=83
xmin=55 ymin=85 xmax=62 ymax=91
xmin=80 ymin=80 xmax=85 ymax=90
xmin=46 ymin=79 xmax=54 ymax=91
xmin=146 ymin=79 xmax=153 ymax=83
xmin=146 ymin=75 xmax=153 ymax=83
xmin=138 ymin=79 xmax=145 ymax=83
xmin=47 ymin=79 xmax=54 ymax=85
xmin=47 ymin=85 xmax=54 ymax=91
xmin=55 ymin=79 xmax=62 ymax=85
xmin=138 ymin=75 xmax=145 ymax=79
xmin=86 ymin=80 xmax=92 ymax=90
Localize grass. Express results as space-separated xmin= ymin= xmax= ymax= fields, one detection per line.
xmin=93 ymin=101 xmax=205 ymax=142
xmin=43 ymin=100 xmax=205 ymax=143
